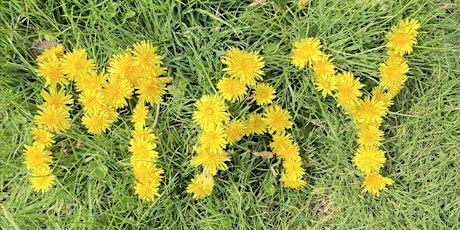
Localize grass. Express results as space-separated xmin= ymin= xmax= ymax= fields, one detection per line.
xmin=1 ymin=0 xmax=459 ymax=228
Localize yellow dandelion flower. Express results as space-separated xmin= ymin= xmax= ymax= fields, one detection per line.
xmin=356 ymin=125 xmax=384 ymax=147
xmin=371 ymin=86 xmax=393 ymax=109
xmin=386 ymin=19 xmax=420 ymax=54
xmin=81 ymin=111 xmax=112 ymax=134
xmin=186 ymin=173 xmax=214 ymax=199
xmin=30 ymin=127 xmax=55 ymax=147
xmin=131 ymin=127 xmax=157 ymax=147
xmin=362 ymin=172 xmax=394 ymax=196
xmin=312 ymin=54 xmax=335 ymax=77
xmin=216 ymin=77 xmax=247 ymax=102
xmin=291 ymin=37 xmax=322 ymax=69
xmin=386 ymin=82 xmax=405 ymax=100
xmin=35 ymin=56 xmax=67 ymax=86
xmin=134 ymin=181 xmax=160 ymax=201
xmin=61 ymin=48 xmax=95 ymax=81
xmin=378 ymin=57 xmax=409 ymax=89
xmin=190 ymin=146 xmax=229 ymax=175
xmin=132 ymin=103 xmax=149 ymax=129
xmin=314 ymin=74 xmax=337 ymax=98
xmin=198 ymin=125 xmax=227 ymax=152
xmin=192 ymin=95 xmax=229 ymax=130
xmin=74 ymin=70 xmax=106 ymax=92
xmin=100 ymin=105 xmax=119 ymax=123
xmin=282 ymin=155 xmax=305 ymax=178
xmin=297 ymin=0 xmax=307 ymax=7
xmin=352 ymin=145 xmax=386 ymax=174
xmin=30 ymin=166 xmax=55 ymax=193
xmin=355 ymin=96 xmax=387 ymax=126
xmin=102 ymin=78 xmax=133 ymax=109
xmin=253 ymin=83 xmax=276 ymax=106
xmin=41 ymin=87 xmax=73 ymax=110
xmin=276 ymin=141 xmax=299 ymax=160
xmin=78 ymin=90 xmax=105 ymax=113
xmin=108 ymin=53 xmax=141 ymax=85
xmin=132 ymin=40 xmax=162 ymax=69
xmin=34 ymin=106 xmax=70 ymax=133
xmin=129 ymin=138 xmax=158 ymax=164
xmin=335 ymin=71 xmax=364 ymax=111
xmin=270 ymin=132 xmax=293 ymax=154
xmin=23 ymin=142 xmax=53 ymax=170
xmin=36 ymin=44 xmax=65 ymax=63
xmin=222 ymin=47 xmax=264 ymax=87
xmin=280 ymin=172 xmax=306 ymax=189
xmin=245 ymin=113 xmax=266 ymax=135
xmin=136 ymin=76 xmax=171 ymax=105
xmin=263 ymin=105 xmax=293 ymax=134
xmin=224 ymin=119 xmax=246 ymax=145
xmin=132 ymin=164 xmax=163 ymax=184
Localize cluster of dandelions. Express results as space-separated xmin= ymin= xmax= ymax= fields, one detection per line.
xmin=24 ymin=41 xmax=170 ymax=200
xmin=186 ymin=47 xmax=306 ymax=198
xmin=292 ymin=19 xmax=420 ymax=196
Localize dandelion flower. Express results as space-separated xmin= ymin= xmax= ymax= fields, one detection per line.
xmin=100 ymin=105 xmax=119 ymax=123
xmin=356 ymin=125 xmax=384 ymax=147
xmin=263 ymin=105 xmax=293 ymax=134
xmin=136 ymin=77 xmax=171 ymax=105
xmin=280 ymin=172 xmax=306 ymax=189
xmin=102 ymin=78 xmax=133 ymax=109
xmin=291 ymin=37 xmax=322 ymax=69
xmin=245 ymin=113 xmax=266 ymax=135
xmin=282 ymin=155 xmax=305 ymax=178
xmin=78 ymin=90 xmax=105 ymax=113
xmin=190 ymin=146 xmax=229 ymax=175
xmin=352 ymin=145 xmax=386 ymax=174
xmin=192 ymin=95 xmax=229 ymax=130
xmin=29 ymin=166 xmax=55 ymax=193
xmin=132 ymin=103 xmax=149 ymax=129
xmin=312 ymin=54 xmax=335 ymax=77
xmin=132 ymin=165 xmax=163 ymax=185
xmin=253 ymin=83 xmax=276 ymax=106
xmin=216 ymin=77 xmax=247 ymax=102
xmin=30 ymin=127 xmax=55 ymax=147
xmin=386 ymin=19 xmax=420 ymax=54
xmin=335 ymin=71 xmax=364 ymax=111
xmin=36 ymin=56 xmax=67 ymax=86
xmin=224 ymin=119 xmax=246 ymax=145
xmin=34 ymin=106 xmax=70 ymax=133
xmin=314 ymin=74 xmax=337 ymax=98
xmin=23 ymin=142 xmax=53 ymax=170
xmin=36 ymin=44 xmax=65 ymax=63
xmin=186 ymin=173 xmax=214 ymax=199
xmin=198 ymin=125 xmax=227 ymax=152
xmin=276 ymin=141 xmax=300 ymax=160
xmin=378 ymin=57 xmax=409 ymax=89
xmin=131 ymin=127 xmax=157 ymax=147
xmin=75 ymin=71 xmax=106 ymax=92
xmin=362 ymin=172 xmax=394 ymax=196
xmin=61 ymin=48 xmax=95 ymax=81
xmin=134 ymin=181 xmax=160 ymax=201
xmin=371 ymin=86 xmax=393 ymax=109
xmin=132 ymin=40 xmax=163 ymax=69
xmin=270 ymin=132 xmax=293 ymax=154
xmin=108 ymin=53 xmax=141 ymax=85
xmin=297 ymin=0 xmax=307 ymax=7
xmin=222 ymin=47 xmax=264 ymax=87
xmin=130 ymin=148 xmax=158 ymax=167
xmin=41 ymin=87 xmax=73 ymax=110
xmin=355 ymin=96 xmax=387 ymax=126
xmin=81 ymin=111 xmax=112 ymax=134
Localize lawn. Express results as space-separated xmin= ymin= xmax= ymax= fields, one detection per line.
xmin=1 ymin=0 xmax=459 ymax=229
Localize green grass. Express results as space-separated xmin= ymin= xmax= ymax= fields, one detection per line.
xmin=1 ymin=0 xmax=459 ymax=228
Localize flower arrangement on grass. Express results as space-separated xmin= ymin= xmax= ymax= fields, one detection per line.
xmin=187 ymin=47 xmax=306 ymax=198
xmin=23 ymin=41 xmax=170 ymax=201
xmin=292 ymin=19 xmax=420 ymax=196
